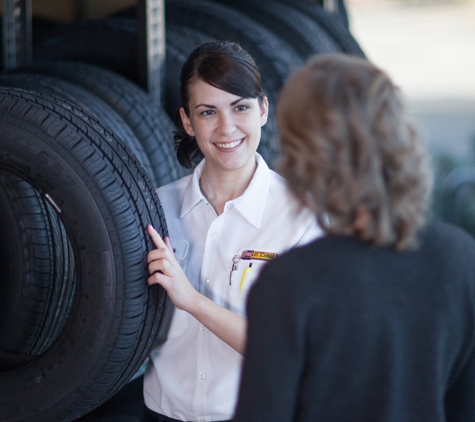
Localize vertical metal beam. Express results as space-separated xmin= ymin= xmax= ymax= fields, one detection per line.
xmin=2 ymin=0 xmax=33 ymax=71
xmin=138 ymin=0 xmax=166 ymax=107
xmin=323 ymin=0 xmax=339 ymax=15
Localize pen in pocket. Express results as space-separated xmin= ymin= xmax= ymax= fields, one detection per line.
xmin=229 ymin=254 xmax=240 ymax=285
xmin=240 ymin=263 xmax=253 ymax=290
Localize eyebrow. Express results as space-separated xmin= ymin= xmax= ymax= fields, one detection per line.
xmin=194 ymin=97 xmax=246 ymax=109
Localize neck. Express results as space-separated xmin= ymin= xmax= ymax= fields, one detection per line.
xmin=199 ymin=160 xmax=257 ymax=215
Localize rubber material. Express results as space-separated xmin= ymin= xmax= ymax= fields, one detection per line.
xmin=0 ymin=88 xmax=167 ymax=421
xmin=0 ymin=171 xmax=74 ymax=359
xmin=20 ymin=60 xmax=188 ymax=186
xmin=211 ymin=0 xmax=341 ymax=58
xmin=0 ymin=72 xmax=157 ymax=186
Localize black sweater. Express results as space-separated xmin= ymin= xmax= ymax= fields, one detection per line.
xmin=234 ymin=221 xmax=475 ymax=422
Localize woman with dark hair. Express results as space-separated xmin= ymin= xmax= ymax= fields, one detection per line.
xmin=143 ymin=40 xmax=321 ymax=422
xmin=233 ymin=54 xmax=475 ymax=422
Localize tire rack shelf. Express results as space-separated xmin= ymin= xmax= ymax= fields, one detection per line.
xmin=1 ymin=0 xmax=340 ymax=106
xmin=1 ymin=0 xmax=166 ymax=107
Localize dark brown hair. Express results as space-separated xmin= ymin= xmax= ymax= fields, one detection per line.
xmin=175 ymin=40 xmax=266 ymax=168
xmin=277 ymin=54 xmax=433 ymax=250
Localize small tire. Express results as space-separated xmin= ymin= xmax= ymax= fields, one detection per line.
xmin=0 ymin=171 xmax=75 ymax=359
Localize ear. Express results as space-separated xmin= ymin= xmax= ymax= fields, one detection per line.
xmin=260 ymin=96 xmax=269 ymax=127
xmin=179 ymin=107 xmax=195 ymax=137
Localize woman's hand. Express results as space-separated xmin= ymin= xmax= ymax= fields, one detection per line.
xmin=146 ymin=224 xmax=247 ymax=354
xmin=146 ymin=225 xmax=199 ymax=312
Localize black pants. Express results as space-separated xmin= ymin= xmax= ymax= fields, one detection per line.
xmin=143 ymin=406 xmax=230 ymax=422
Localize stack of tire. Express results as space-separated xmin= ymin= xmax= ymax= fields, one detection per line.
xmin=0 ymin=1 xmax=364 ymax=421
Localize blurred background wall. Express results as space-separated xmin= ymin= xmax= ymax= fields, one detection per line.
xmin=346 ymin=0 xmax=475 ymax=234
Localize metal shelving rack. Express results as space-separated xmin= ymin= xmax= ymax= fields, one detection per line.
xmin=2 ymin=0 xmax=166 ymax=106
xmin=2 ymin=0 xmax=338 ymax=107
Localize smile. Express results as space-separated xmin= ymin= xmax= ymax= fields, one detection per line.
xmin=215 ymin=139 xmax=244 ymax=149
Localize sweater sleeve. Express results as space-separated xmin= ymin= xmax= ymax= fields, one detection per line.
xmin=233 ymin=261 xmax=307 ymax=422
xmin=445 ymin=343 xmax=475 ymax=421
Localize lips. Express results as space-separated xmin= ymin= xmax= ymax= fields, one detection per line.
xmin=215 ymin=138 xmax=244 ymax=150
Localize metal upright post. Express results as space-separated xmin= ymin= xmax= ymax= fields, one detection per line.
xmin=2 ymin=0 xmax=32 ymax=71
xmin=138 ymin=0 xmax=166 ymax=107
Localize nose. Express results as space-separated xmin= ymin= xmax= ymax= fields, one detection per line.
xmin=217 ymin=112 xmax=236 ymax=136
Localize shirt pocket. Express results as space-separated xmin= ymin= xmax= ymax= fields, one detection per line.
xmin=170 ymin=238 xmax=188 ymax=271
xmin=225 ymin=249 xmax=279 ymax=316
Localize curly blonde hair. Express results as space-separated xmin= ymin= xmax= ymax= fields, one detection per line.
xmin=277 ymin=54 xmax=432 ymax=250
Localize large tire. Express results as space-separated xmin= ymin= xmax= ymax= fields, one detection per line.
xmin=20 ymin=60 xmax=188 ymax=186
xmin=272 ymin=0 xmax=365 ymax=57
xmin=0 ymin=72 xmax=157 ymax=186
xmin=31 ymin=17 xmax=138 ymax=81
xmin=0 ymin=88 xmax=167 ymax=421
xmin=272 ymin=0 xmax=351 ymax=29
xmin=211 ymin=0 xmax=341 ymax=59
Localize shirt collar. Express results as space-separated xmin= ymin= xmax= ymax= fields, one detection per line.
xmin=179 ymin=153 xmax=271 ymax=229
xmin=232 ymin=153 xmax=270 ymax=229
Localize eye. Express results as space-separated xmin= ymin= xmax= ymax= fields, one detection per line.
xmin=235 ymin=104 xmax=249 ymax=112
xmin=200 ymin=109 xmax=215 ymax=116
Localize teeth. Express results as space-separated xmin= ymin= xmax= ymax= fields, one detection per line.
xmin=216 ymin=139 xmax=242 ymax=149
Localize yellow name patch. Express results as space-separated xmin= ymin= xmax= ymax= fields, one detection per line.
xmin=241 ymin=250 xmax=278 ymax=261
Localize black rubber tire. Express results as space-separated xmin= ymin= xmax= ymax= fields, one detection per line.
xmin=0 ymin=88 xmax=167 ymax=422
xmin=32 ymin=17 xmax=138 ymax=82
xmin=276 ymin=0 xmax=350 ymax=29
xmin=0 ymin=72 xmax=157 ymax=186
xmin=211 ymin=0 xmax=341 ymax=59
xmin=0 ymin=171 xmax=75 ymax=359
xmin=272 ymin=0 xmax=365 ymax=57
xmin=20 ymin=60 xmax=188 ymax=186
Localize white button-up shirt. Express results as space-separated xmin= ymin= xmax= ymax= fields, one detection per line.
xmin=144 ymin=154 xmax=321 ymax=421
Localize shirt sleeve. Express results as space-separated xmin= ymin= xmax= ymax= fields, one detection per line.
xmin=295 ymin=210 xmax=322 ymax=248
xmin=233 ymin=261 xmax=307 ymax=422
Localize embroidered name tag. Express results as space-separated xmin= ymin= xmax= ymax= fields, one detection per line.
xmin=241 ymin=250 xmax=278 ymax=261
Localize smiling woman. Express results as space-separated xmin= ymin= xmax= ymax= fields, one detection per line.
xmin=141 ymin=40 xmax=322 ymax=422
xmin=179 ymin=79 xmax=268 ymax=212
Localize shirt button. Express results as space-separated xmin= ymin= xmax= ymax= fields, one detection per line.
xmin=203 ymin=277 xmax=210 ymax=285
xmin=201 ymin=325 xmax=206 ymax=332
xmin=199 ymin=373 xmax=206 ymax=380
xmin=226 ymin=203 xmax=233 ymax=210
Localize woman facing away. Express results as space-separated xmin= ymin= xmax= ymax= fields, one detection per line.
xmin=233 ymin=54 xmax=475 ymax=422
xmin=143 ymin=40 xmax=321 ymax=422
